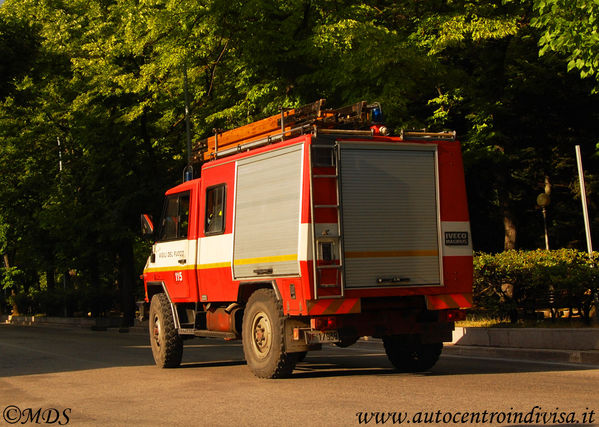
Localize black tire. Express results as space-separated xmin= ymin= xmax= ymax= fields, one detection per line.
xmin=334 ymin=333 xmax=359 ymax=348
xmin=382 ymin=335 xmax=442 ymax=372
xmin=242 ymin=289 xmax=297 ymax=378
xmin=149 ymin=293 xmax=183 ymax=368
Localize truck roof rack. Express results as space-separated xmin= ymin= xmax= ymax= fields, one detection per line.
xmin=192 ymin=99 xmax=382 ymax=162
xmin=399 ymin=130 xmax=456 ymax=141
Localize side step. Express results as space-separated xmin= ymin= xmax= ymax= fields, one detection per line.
xmin=179 ymin=328 xmax=238 ymax=339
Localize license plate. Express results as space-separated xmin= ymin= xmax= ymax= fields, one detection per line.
xmin=304 ymin=330 xmax=340 ymax=345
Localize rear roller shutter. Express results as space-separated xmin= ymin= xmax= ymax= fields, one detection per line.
xmin=339 ymin=144 xmax=441 ymax=288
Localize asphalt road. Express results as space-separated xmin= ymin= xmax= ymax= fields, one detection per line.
xmin=1 ymin=324 xmax=598 ymax=426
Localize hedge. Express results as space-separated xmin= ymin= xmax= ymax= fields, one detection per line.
xmin=473 ymin=249 xmax=599 ymax=322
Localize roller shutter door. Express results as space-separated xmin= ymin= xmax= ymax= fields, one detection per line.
xmin=233 ymin=144 xmax=303 ymax=278
xmin=339 ymin=145 xmax=441 ymax=288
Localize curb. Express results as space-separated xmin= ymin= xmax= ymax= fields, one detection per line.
xmin=356 ymin=338 xmax=599 ymax=366
xmin=1 ymin=314 xmax=148 ymax=334
xmin=444 ymin=344 xmax=599 ymax=366
xmin=355 ymin=337 xmax=599 ymax=367
xmin=2 ymin=314 xmax=96 ymax=327
xmin=452 ymin=326 xmax=599 ymax=350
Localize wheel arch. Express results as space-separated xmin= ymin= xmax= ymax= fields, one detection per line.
xmin=146 ymin=281 xmax=181 ymax=330
xmin=237 ymin=281 xmax=281 ymax=306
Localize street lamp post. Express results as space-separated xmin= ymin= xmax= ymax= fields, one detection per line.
xmin=536 ymin=193 xmax=551 ymax=250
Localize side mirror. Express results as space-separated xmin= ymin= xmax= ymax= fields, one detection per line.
xmin=141 ymin=214 xmax=154 ymax=238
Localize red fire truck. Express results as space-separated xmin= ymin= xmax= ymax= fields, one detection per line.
xmin=141 ymin=100 xmax=472 ymax=378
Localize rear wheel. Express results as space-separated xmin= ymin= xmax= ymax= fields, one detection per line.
xmin=242 ymin=289 xmax=296 ymax=378
xmin=149 ymin=293 xmax=183 ymax=368
xmin=382 ymin=335 xmax=442 ymax=372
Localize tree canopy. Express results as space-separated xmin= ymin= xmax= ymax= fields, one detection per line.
xmin=533 ymin=0 xmax=599 ymax=88
xmin=0 ymin=0 xmax=597 ymax=318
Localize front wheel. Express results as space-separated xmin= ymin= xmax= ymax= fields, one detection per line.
xmin=382 ymin=335 xmax=442 ymax=372
xmin=149 ymin=293 xmax=183 ymax=368
xmin=242 ymin=289 xmax=297 ymax=378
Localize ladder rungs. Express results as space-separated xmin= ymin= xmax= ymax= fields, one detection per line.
xmin=313 ymin=174 xmax=338 ymax=178
xmin=314 ymin=204 xmax=339 ymax=208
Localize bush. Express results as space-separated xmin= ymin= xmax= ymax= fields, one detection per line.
xmin=473 ymin=250 xmax=598 ymax=322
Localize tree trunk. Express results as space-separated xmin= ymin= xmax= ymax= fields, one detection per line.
xmin=89 ymin=254 xmax=100 ymax=318
xmin=497 ymin=163 xmax=517 ymax=251
xmin=2 ymin=254 xmax=14 ymax=315
xmin=10 ymin=289 xmax=19 ymax=316
xmin=544 ymin=175 xmax=552 ymax=196
xmin=118 ymin=240 xmax=136 ymax=327
xmin=503 ymin=209 xmax=517 ymax=250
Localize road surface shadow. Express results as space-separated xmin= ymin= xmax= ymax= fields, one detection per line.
xmin=0 ymin=325 xmax=241 ymax=377
xmin=1 ymin=325 xmax=597 ymax=378
xmin=285 ymin=345 xmax=597 ymax=379
xmin=179 ymin=360 xmax=246 ymax=369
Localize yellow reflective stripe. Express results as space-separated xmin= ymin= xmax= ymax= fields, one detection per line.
xmin=143 ymin=265 xmax=197 ymax=274
xmin=197 ymin=262 xmax=230 ymax=270
xmin=144 ymin=254 xmax=297 ymax=274
xmin=233 ymin=254 xmax=297 ymax=266
xmin=144 ymin=263 xmax=228 ymax=273
xmin=345 ymin=250 xmax=438 ymax=258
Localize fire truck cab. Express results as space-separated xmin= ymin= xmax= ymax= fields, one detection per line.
xmin=141 ymin=100 xmax=472 ymax=378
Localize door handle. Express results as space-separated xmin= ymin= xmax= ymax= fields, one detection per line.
xmin=178 ymin=259 xmax=187 ymax=265
xmin=253 ymin=268 xmax=273 ymax=275
xmin=376 ymin=277 xmax=410 ymax=284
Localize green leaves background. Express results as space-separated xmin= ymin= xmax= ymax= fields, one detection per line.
xmin=0 ymin=0 xmax=597 ymax=316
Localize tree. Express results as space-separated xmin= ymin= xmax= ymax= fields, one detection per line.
xmin=0 ymin=0 xmax=182 ymax=320
xmin=533 ymin=0 xmax=599 ymax=89
xmin=0 ymin=0 xmax=597 ymax=319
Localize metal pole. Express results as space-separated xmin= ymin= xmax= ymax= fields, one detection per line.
xmin=184 ymin=62 xmax=192 ymax=165
xmin=63 ymin=274 xmax=67 ymax=318
xmin=575 ymin=145 xmax=593 ymax=255
xmin=57 ymin=137 xmax=63 ymax=172
xmin=542 ymin=207 xmax=549 ymax=250
xmin=57 ymin=137 xmax=67 ymax=317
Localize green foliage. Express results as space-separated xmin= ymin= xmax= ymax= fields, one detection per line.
xmin=1 ymin=266 xmax=26 ymax=291
xmin=0 ymin=13 xmax=40 ymax=101
xmin=1 ymin=266 xmax=27 ymax=315
xmin=533 ymin=0 xmax=599 ymax=86
xmin=0 ymin=0 xmax=598 ymax=317
xmin=415 ymin=1 xmax=521 ymax=55
xmin=474 ymin=250 xmax=599 ymax=322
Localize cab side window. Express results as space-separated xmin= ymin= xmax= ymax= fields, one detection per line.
xmin=205 ymin=184 xmax=226 ymax=235
xmin=158 ymin=192 xmax=190 ymax=241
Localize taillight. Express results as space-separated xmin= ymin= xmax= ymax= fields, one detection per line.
xmin=440 ymin=309 xmax=466 ymax=322
xmin=310 ymin=316 xmax=338 ymax=330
